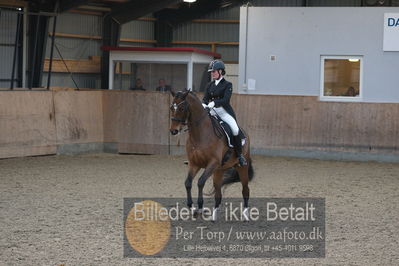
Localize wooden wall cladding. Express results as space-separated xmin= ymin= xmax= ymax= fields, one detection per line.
xmin=232 ymin=95 xmax=399 ymax=153
xmin=0 ymin=91 xmax=57 ymax=158
xmin=103 ymin=91 xmax=171 ymax=154
xmin=1 ymin=90 xmax=398 ymax=158
xmin=54 ymin=90 xmax=104 ymax=144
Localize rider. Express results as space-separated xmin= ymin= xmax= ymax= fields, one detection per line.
xmin=202 ymin=59 xmax=247 ymax=166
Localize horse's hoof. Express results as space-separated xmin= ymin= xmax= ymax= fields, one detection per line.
xmin=212 ymin=208 xmax=219 ymax=222
xmin=190 ymin=207 xmax=197 ymax=216
xmin=243 ymin=208 xmax=249 ymax=222
xmin=192 ymin=208 xmax=202 ymax=218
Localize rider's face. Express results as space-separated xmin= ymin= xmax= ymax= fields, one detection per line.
xmin=211 ymin=70 xmax=221 ymax=80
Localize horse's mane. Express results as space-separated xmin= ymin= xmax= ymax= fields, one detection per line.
xmin=186 ymin=91 xmax=203 ymax=106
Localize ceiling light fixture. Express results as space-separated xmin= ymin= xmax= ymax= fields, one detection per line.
xmin=183 ymin=0 xmax=197 ymax=3
xmin=348 ymin=59 xmax=360 ymax=62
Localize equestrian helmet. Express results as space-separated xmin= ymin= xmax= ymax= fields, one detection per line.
xmin=208 ymin=60 xmax=225 ymax=72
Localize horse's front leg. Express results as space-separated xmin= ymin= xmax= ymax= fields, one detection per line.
xmin=185 ymin=165 xmax=200 ymax=209
xmin=197 ymin=162 xmax=218 ymax=213
xmin=212 ymin=169 xmax=224 ymax=222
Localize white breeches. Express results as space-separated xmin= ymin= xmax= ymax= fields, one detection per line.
xmin=210 ymin=107 xmax=239 ymax=136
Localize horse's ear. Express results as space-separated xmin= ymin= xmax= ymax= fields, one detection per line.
xmin=182 ymin=89 xmax=190 ymax=99
xmin=170 ymin=88 xmax=176 ymax=97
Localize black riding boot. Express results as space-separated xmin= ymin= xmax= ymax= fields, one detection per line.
xmin=233 ymin=135 xmax=247 ymax=166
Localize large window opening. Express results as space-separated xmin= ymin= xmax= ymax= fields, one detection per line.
xmin=320 ymin=56 xmax=362 ymax=101
xmin=112 ymin=62 xmax=187 ymax=91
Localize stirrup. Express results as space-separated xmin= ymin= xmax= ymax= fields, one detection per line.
xmin=238 ymin=154 xmax=247 ymax=166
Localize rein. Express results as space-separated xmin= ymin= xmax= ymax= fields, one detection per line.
xmin=209 ymin=112 xmax=224 ymax=139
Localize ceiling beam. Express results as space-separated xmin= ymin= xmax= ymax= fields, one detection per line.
xmin=0 ymin=0 xmax=28 ymax=8
xmin=77 ymin=4 xmax=111 ymax=12
xmin=101 ymin=0 xmax=129 ymax=2
xmin=155 ymin=0 xmax=245 ymax=26
xmin=109 ymin=0 xmax=181 ymax=24
xmin=59 ymin=0 xmax=94 ymax=12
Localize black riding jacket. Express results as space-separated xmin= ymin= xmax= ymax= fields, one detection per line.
xmin=202 ymin=78 xmax=236 ymax=119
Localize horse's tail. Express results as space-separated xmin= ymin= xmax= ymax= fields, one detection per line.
xmin=222 ymin=158 xmax=254 ymax=187
xmin=207 ymin=158 xmax=254 ymax=195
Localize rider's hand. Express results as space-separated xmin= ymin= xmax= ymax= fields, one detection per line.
xmin=202 ymin=103 xmax=207 ymax=109
xmin=207 ymin=101 xmax=215 ymax=108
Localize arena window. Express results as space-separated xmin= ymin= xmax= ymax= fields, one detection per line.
xmin=320 ymin=56 xmax=363 ymax=102
xmin=112 ymin=62 xmax=187 ymax=92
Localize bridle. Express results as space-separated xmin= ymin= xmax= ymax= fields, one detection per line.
xmin=170 ymin=94 xmax=207 ymax=127
xmin=170 ymin=100 xmax=189 ymax=125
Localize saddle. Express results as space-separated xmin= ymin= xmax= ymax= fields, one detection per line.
xmin=210 ymin=115 xmax=246 ymax=148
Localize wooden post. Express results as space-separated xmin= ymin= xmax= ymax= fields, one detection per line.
xmin=211 ymin=43 xmax=216 ymax=53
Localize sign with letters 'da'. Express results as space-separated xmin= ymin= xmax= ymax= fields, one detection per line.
xmin=383 ymin=13 xmax=399 ymax=51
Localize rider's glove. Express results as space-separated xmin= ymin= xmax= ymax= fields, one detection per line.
xmin=207 ymin=101 xmax=215 ymax=108
xmin=202 ymin=103 xmax=207 ymax=109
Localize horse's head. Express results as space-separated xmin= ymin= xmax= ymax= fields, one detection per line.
xmin=169 ymin=89 xmax=190 ymax=135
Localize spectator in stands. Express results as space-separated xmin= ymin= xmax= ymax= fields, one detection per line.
xmin=130 ymin=78 xmax=145 ymax=91
xmin=156 ymin=79 xmax=172 ymax=92
xmin=344 ymin=86 xmax=357 ymax=96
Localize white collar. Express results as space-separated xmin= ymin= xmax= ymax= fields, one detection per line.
xmin=215 ymin=76 xmax=224 ymax=86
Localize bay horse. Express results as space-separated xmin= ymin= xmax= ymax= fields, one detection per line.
xmin=169 ymin=89 xmax=254 ymax=221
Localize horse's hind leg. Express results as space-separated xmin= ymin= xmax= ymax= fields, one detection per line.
xmin=237 ymin=165 xmax=250 ymax=221
xmin=185 ymin=165 xmax=200 ymax=209
xmin=213 ymin=169 xmax=224 ymax=208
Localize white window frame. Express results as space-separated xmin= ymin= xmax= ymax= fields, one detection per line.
xmin=319 ymin=55 xmax=363 ymax=102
